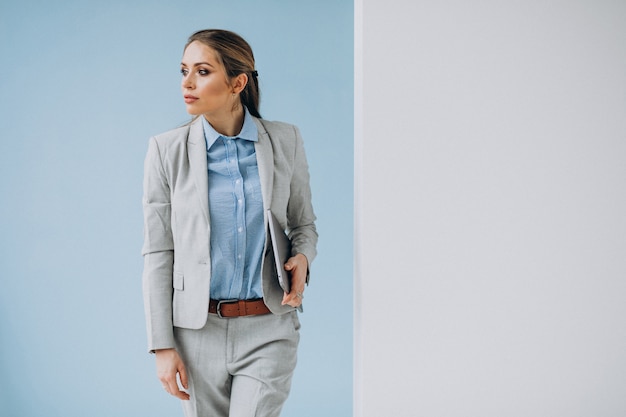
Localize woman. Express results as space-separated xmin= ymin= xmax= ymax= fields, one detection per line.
xmin=142 ymin=29 xmax=317 ymax=417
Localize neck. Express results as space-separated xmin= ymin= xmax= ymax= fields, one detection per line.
xmin=204 ymin=106 xmax=245 ymax=137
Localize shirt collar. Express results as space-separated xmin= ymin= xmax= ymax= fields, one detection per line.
xmin=202 ymin=107 xmax=258 ymax=150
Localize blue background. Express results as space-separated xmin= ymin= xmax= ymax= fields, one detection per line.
xmin=0 ymin=1 xmax=353 ymax=416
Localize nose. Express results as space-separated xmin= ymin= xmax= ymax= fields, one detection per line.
xmin=182 ymin=73 xmax=194 ymax=90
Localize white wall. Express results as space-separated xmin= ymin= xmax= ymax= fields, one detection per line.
xmin=355 ymin=1 xmax=626 ymax=415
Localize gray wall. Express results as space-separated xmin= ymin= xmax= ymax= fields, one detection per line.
xmin=355 ymin=1 xmax=626 ymax=415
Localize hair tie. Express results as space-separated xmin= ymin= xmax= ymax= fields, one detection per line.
xmin=251 ymin=70 xmax=259 ymax=77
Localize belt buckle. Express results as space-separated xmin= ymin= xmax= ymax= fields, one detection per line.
xmin=216 ymin=299 xmax=238 ymax=318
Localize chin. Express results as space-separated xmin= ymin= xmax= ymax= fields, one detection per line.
xmin=185 ymin=107 xmax=202 ymax=116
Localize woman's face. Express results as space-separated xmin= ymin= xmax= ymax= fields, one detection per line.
xmin=180 ymin=41 xmax=235 ymax=117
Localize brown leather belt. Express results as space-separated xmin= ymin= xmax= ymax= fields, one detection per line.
xmin=209 ymin=299 xmax=271 ymax=318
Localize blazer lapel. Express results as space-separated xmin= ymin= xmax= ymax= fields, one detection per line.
xmin=254 ymin=118 xmax=274 ymax=211
xmin=187 ymin=117 xmax=210 ymax=224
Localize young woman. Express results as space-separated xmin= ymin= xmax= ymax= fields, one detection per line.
xmin=142 ymin=29 xmax=317 ymax=417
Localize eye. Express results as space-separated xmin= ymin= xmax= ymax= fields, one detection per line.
xmin=198 ymin=69 xmax=210 ymax=76
xmin=180 ymin=68 xmax=188 ymax=76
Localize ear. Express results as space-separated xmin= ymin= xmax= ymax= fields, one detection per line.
xmin=232 ymin=73 xmax=249 ymax=94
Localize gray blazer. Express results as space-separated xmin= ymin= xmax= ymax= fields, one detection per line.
xmin=142 ymin=116 xmax=317 ymax=352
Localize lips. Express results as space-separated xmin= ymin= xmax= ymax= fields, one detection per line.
xmin=184 ymin=95 xmax=198 ymax=104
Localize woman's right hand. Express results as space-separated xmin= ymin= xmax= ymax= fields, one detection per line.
xmin=155 ymin=348 xmax=190 ymax=400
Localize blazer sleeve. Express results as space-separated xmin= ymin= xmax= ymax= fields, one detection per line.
xmin=287 ymin=126 xmax=318 ymax=276
xmin=142 ymin=137 xmax=176 ymax=353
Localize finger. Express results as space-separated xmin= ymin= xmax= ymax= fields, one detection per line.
xmin=159 ymin=373 xmax=181 ymax=399
xmin=282 ymin=292 xmax=294 ymax=306
xmin=178 ymin=365 xmax=189 ymax=390
xmin=167 ymin=378 xmax=189 ymax=400
xmin=282 ymin=291 xmax=298 ymax=303
xmin=172 ymin=387 xmax=190 ymax=400
xmin=172 ymin=367 xmax=190 ymax=400
xmin=281 ymin=292 xmax=303 ymax=307
xmin=174 ymin=387 xmax=191 ymax=401
xmin=284 ymin=255 xmax=304 ymax=272
xmin=164 ymin=377 xmax=178 ymax=395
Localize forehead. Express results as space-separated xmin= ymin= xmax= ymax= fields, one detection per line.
xmin=182 ymin=41 xmax=220 ymax=65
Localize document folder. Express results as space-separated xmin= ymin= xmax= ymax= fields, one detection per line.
xmin=267 ymin=209 xmax=292 ymax=294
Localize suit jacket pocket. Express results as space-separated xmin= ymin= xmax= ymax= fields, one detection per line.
xmin=173 ymin=271 xmax=184 ymax=291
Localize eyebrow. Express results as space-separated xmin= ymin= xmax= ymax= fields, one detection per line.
xmin=180 ymin=61 xmax=214 ymax=68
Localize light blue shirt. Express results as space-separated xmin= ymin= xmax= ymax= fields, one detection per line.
xmin=203 ymin=108 xmax=265 ymax=300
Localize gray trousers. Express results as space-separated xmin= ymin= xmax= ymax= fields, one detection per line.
xmin=174 ymin=311 xmax=300 ymax=417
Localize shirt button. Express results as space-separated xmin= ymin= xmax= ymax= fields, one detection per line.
xmin=235 ymin=179 xmax=241 ymax=184
xmin=238 ymin=227 xmax=243 ymax=233
xmin=238 ymin=199 xmax=243 ymax=205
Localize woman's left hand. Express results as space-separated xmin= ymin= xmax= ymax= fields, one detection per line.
xmin=281 ymin=253 xmax=308 ymax=307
